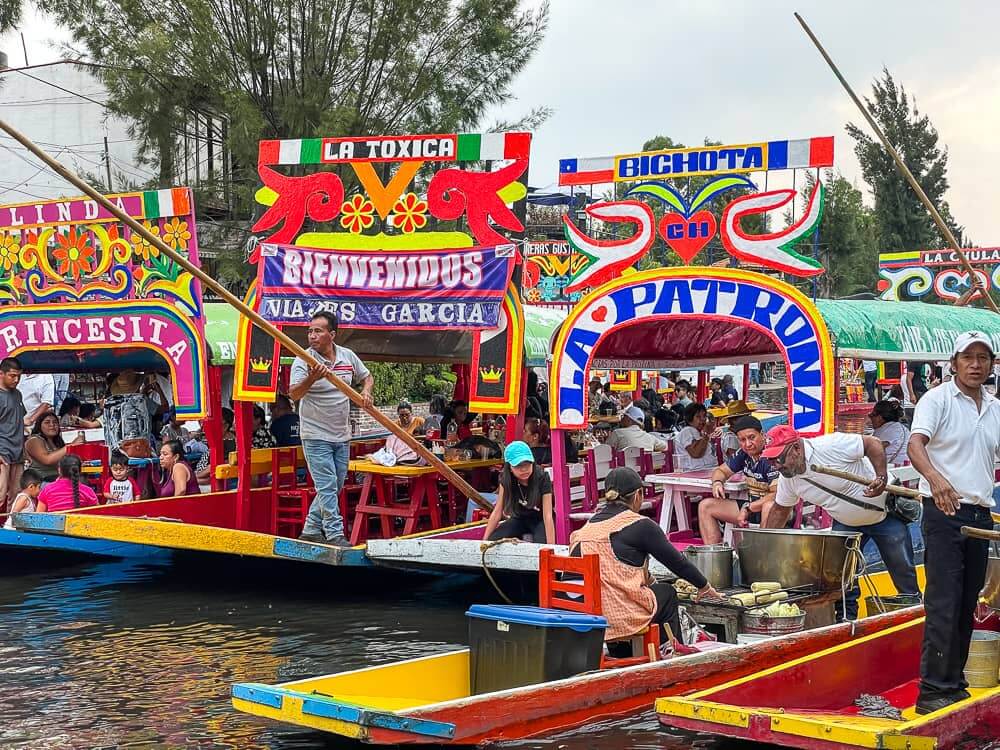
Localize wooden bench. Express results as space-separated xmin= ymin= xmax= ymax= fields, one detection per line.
xmin=215 ymin=446 xmax=307 ymax=481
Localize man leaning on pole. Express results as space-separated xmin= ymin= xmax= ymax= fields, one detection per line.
xmin=908 ymin=331 xmax=1000 ymax=715
xmin=289 ymin=311 xmax=374 ymax=547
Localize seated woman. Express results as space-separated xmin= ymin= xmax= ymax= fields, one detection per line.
xmin=36 ymin=455 xmax=99 ymax=512
xmin=441 ymin=399 xmax=475 ymax=441
xmin=25 ymin=411 xmax=84 ymax=485
xmin=570 ymin=468 xmax=720 ymax=648
xmin=394 ymin=401 xmax=425 ymax=435
xmin=156 ymin=439 xmax=201 ymax=498
xmin=482 ymin=441 xmax=554 ymax=545
xmin=58 ymin=395 xmax=101 ymax=429
xmin=523 ymin=418 xmax=552 ymax=464
xmin=869 ymin=399 xmax=910 ymax=465
xmin=251 ymin=405 xmax=276 ymax=449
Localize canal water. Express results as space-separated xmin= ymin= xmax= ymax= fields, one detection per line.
xmin=0 ymin=554 xmax=995 ymax=750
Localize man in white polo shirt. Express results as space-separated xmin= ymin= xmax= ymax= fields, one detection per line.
xmin=762 ymin=424 xmax=918 ymax=621
xmin=908 ymin=331 xmax=1000 ymax=715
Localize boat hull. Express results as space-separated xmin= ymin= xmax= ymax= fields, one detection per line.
xmin=232 ymin=608 xmax=919 ymax=744
xmin=655 ymin=617 xmax=1000 ymax=750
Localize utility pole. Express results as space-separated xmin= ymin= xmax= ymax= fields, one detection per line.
xmin=103 ymin=135 xmax=113 ymax=191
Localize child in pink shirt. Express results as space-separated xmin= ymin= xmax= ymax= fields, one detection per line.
xmin=38 ymin=455 xmax=98 ymax=512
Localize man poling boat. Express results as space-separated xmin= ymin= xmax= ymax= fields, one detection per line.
xmin=907 ymin=331 xmax=1000 ymax=715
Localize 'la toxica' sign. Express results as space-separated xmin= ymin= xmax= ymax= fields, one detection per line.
xmin=548 ymin=268 xmax=835 ymax=435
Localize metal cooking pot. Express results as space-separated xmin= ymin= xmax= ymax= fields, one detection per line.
xmin=732 ymin=528 xmax=860 ymax=591
xmin=981 ymin=556 xmax=1000 ymax=610
xmin=683 ymin=544 xmax=733 ymax=589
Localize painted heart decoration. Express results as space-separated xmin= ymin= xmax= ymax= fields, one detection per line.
xmin=658 ymin=210 xmax=717 ymax=264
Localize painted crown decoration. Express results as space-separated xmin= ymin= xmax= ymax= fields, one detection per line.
xmin=479 ymin=366 xmax=504 ymax=384
xmin=250 ymin=357 xmax=272 ymax=374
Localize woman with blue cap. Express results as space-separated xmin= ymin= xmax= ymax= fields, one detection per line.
xmin=482 ymin=441 xmax=554 ymax=545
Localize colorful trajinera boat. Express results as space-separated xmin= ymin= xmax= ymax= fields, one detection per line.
xmin=655 ymin=617 xmax=1000 ymax=749
xmin=231 ymin=608 xmax=918 ymax=744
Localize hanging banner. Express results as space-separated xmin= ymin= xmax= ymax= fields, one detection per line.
xmin=256 ymin=243 xmax=516 ymax=329
xmin=609 ymin=369 xmax=638 ymax=392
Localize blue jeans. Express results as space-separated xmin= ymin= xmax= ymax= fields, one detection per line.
xmin=864 ymin=370 xmax=878 ymax=401
xmin=834 ymin=514 xmax=919 ymax=620
xmin=750 ymin=367 xmax=760 ymax=386
xmin=301 ymin=439 xmax=350 ymax=539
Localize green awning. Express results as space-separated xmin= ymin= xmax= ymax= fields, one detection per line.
xmin=815 ymin=299 xmax=1000 ymax=361
xmin=204 ymin=302 xmax=566 ymax=367
xmin=203 ymin=302 xmax=241 ymax=365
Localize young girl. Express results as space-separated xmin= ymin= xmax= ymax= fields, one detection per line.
xmin=4 ymin=469 xmax=43 ymax=529
xmin=482 ymin=441 xmax=555 ymax=545
xmin=37 ymin=455 xmax=99 ymax=512
xmin=103 ymin=452 xmax=141 ymax=503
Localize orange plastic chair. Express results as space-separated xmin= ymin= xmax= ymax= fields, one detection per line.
xmin=538 ymin=548 xmax=660 ymax=668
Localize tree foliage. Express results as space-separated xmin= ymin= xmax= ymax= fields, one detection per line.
xmin=846 ymin=68 xmax=964 ymax=252
xmin=36 ymin=0 xmax=549 ymax=208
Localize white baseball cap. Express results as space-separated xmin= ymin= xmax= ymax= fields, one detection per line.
xmin=952 ymin=331 xmax=995 ymax=357
xmin=623 ymin=405 xmax=645 ymax=423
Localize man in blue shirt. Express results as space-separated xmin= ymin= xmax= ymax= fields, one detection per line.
xmin=699 ymin=416 xmax=778 ymax=544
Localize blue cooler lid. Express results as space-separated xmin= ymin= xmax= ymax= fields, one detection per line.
xmin=466 ymin=604 xmax=607 ymax=633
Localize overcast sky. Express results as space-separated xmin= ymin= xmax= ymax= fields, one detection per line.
xmin=4 ymin=1 xmax=999 ymax=245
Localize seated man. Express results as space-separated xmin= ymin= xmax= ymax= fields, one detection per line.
xmin=700 ymin=416 xmax=777 ymax=543
xmin=607 ymin=406 xmax=667 ymax=452
xmin=571 ymin=468 xmax=720 ymax=649
xmin=675 ymin=403 xmax=721 ymax=471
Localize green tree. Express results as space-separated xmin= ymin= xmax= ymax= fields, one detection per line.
xmin=846 ymin=68 xmax=965 ymax=252
xmin=787 ymin=171 xmax=879 ymax=298
xmin=34 ymin=0 xmax=549 ymax=211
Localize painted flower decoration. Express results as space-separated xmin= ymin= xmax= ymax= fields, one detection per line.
xmin=340 ymin=195 xmax=376 ymax=234
xmin=0 ymin=232 xmax=20 ymax=272
xmin=131 ymin=221 xmax=161 ymax=262
xmin=52 ymin=227 xmax=97 ymax=279
xmin=390 ymin=192 xmax=428 ymax=234
xmin=163 ymin=217 xmax=191 ymax=251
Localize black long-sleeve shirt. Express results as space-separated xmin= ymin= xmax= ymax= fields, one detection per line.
xmin=570 ymin=504 xmax=708 ymax=589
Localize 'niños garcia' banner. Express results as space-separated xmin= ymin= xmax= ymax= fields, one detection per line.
xmin=256 ymin=243 xmax=516 ymax=328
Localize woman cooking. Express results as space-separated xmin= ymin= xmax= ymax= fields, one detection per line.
xmin=571 ymin=468 xmax=721 ymax=649
xmin=25 ymin=411 xmax=84 ymax=484
xmin=156 ymin=439 xmax=201 ymax=497
xmin=482 ymin=441 xmax=555 ymax=545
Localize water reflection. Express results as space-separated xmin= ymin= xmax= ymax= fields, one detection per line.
xmin=0 ymin=558 xmax=996 ymax=749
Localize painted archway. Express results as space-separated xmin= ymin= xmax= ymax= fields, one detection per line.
xmin=0 ymin=300 xmax=208 ymax=417
xmin=549 ymin=267 xmax=836 ymax=436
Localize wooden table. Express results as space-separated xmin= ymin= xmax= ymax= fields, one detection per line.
xmin=348 ymin=458 xmax=501 ymax=545
xmin=647 ymin=470 xmax=748 ymax=534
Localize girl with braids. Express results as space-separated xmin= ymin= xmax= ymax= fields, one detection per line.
xmin=37 ymin=455 xmax=98 ymax=512
xmin=569 ymin=468 xmax=722 ymax=649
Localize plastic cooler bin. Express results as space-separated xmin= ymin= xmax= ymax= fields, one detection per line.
xmin=466 ymin=604 xmax=607 ymax=694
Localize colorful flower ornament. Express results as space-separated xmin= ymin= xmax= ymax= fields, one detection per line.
xmin=0 ymin=232 xmax=20 ymax=272
xmin=390 ymin=192 xmax=429 ymax=234
xmin=339 ymin=195 xmax=376 ymax=234
xmin=163 ymin=217 xmax=192 ymax=251
xmin=52 ymin=227 xmax=97 ymax=279
xmin=131 ymin=221 xmax=161 ymax=262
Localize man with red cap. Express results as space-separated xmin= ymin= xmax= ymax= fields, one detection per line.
xmin=908 ymin=331 xmax=1000 ymax=714
xmin=761 ymin=424 xmax=918 ymax=622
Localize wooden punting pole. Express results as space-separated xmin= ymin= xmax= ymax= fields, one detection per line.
xmin=0 ymin=117 xmax=491 ymax=511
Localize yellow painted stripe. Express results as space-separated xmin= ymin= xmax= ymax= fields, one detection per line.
xmin=232 ymin=696 xmax=367 ymax=739
xmin=879 ymin=251 xmax=921 ymax=261
xmin=654 ymin=698 xmax=749 ymax=728
xmin=280 ymin=650 xmax=469 ymax=710
xmin=62 ymin=515 xmax=278 ymax=558
xmin=769 ymin=713 xmax=934 ymax=749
